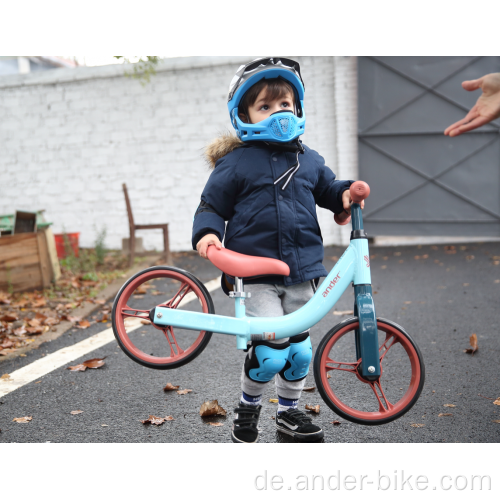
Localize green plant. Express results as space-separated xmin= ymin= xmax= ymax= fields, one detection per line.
xmin=113 ymin=56 xmax=160 ymax=85
xmin=94 ymin=225 xmax=107 ymax=265
xmin=82 ymin=272 xmax=99 ymax=282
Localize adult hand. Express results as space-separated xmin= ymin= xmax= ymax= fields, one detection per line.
xmin=444 ymin=73 xmax=500 ymax=137
xmin=342 ymin=189 xmax=364 ymax=215
xmin=196 ymin=233 xmax=222 ymax=260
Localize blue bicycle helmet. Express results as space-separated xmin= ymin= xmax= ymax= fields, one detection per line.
xmin=227 ymin=57 xmax=306 ymax=143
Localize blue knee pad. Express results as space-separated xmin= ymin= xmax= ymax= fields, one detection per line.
xmin=245 ymin=342 xmax=290 ymax=383
xmin=280 ymin=332 xmax=312 ymax=381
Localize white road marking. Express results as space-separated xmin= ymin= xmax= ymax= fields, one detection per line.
xmin=0 ymin=277 xmax=221 ymax=398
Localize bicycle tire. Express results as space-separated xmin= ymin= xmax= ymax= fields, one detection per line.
xmin=314 ymin=317 xmax=425 ymax=425
xmin=112 ymin=266 xmax=215 ymax=370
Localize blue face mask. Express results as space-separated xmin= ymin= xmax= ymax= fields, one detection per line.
xmin=231 ymin=108 xmax=306 ymax=143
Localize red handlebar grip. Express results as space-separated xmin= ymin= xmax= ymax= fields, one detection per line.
xmin=334 ymin=212 xmax=351 ymax=226
xmin=350 ymin=181 xmax=370 ymax=203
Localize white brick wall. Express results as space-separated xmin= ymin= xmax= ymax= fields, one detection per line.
xmin=0 ymin=56 xmax=358 ymax=252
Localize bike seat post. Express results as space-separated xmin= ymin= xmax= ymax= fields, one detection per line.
xmin=230 ymin=277 xmax=251 ymax=349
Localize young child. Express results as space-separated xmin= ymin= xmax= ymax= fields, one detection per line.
xmin=192 ymin=57 xmax=356 ymax=443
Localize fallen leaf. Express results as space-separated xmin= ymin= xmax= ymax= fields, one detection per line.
xmin=269 ymin=399 xmax=279 ymax=403
xmin=67 ymin=364 xmax=87 ymax=372
xmin=177 ymin=389 xmax=192 ymax=395
xmin=492 ymin=420 xmax=500 ymax=424
xmin=444 ymin=245 xmax=456 ymax=254
xmin=333 ymin=310 xmax=354 ymax=316
xmin=151 ymin=291 xmax=164 ymax=296
xmin=13 ymin=326 xmax=27 ymax=336
xmin=76 ymin=320 xmax=91 ymax=329
xmin=411 ymin=423 xmax=425 ymax=428
xmin=0 ymin=294 xmax=11 ymax=305
xmin=67 ymin=357 xmax=106 ymax=371
xmin=26 ymin=326 xmax=47 ymax=335
xmin=1 ymin=374 xmax=11 ymax=380
xmin=443 ymin=404 xmax=456 ymax=408
xmin=209 ymin=422 xmax=224 ymax=427
xmin=199 ymin=400 xmax=227 ymax=417
xmin=13 ymin=416 xmax=32 ymax=423
xmin=327 ymin=372 xmax=332 ymax=379
xmin=61 ymin=315 xmax=82 ymax=323
xmin=465 ymin=255 xmax=475 ymax=261
xmin=331 ymin=420 xmax=341 ymax=426
xmin=99 ymin=314 xmax=109 ymax=323
xmin=101 ymin=424 xmax=108 ymax=427
xmin=438 ymin=413 xmax=453 ymax=417
xmin=381 ymin=265 xmax=387 ymax=269
xmin=94 ymin=299 xmax=106 ymax=305
xmin=0 ymin=314 xmax=18 ymax=322
xmin=44 ymin=317 xmax=59 ymax=326
xmin=303 ymin=387 xmax=316 ymax=392
xmin=141 ymin=415 xmax=172 ymax=425
xmin=464 ymin=333 xmax=478 ymax=355
xmin=140 ymin=320 xmax=151 ymax=325
xmin=305 ymin=404 xmax=320 ymax=414
xmin=163 ymin=383 xmax=180 ymax=391
xmin=134 ymin=286 xmax=148 ymax=295
xmin=70 ymin=410 xmax=83 ymax=415
xmin=493 ymin=398 xmax=500 ymax=406
xmin=404 ymin=301 xmax=412 ymax=305
xmin=0 ymin=340 xmax=14 ymax=349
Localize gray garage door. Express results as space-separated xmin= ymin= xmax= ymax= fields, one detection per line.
xmin=358 ymin=56 xmax=500 ymax=237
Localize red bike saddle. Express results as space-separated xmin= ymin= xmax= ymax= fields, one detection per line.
xmin=207 ymin=246 xmax=290 ymax=278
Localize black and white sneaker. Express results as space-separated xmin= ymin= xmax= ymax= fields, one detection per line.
xmin=231 ymin=403 xmax=262 ymax=443
xmin=276 ymin=408 xmax=324 ymax=442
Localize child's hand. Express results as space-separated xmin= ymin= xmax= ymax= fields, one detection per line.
xmin=342 ymin=189 xmax=364 ymax=215
xmin=196 ymin=234 xmax=222 ymax=260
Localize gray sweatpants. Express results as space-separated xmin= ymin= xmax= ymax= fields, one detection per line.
xmin=241 ymin=281 xmax=315 ymax=400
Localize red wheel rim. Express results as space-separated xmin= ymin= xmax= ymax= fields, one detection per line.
xmin=319 ymin=321 xmax=421 ymax=421
xmin=114 ymin=270 xmax=209 ymax=365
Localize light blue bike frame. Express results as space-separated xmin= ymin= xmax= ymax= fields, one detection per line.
xmin=153 ymin=204 xmax=380 ymax=379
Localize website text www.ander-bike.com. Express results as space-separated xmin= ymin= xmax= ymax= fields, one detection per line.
xmin=254 ymin=470 xmax=492 ymax=492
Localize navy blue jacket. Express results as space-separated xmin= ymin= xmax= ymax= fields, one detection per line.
xmin=192 ymin=139 xmax=352 ymax=287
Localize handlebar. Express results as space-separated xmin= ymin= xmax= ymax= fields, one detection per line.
xmin=334 ymin=181 xmax=370 ymax=226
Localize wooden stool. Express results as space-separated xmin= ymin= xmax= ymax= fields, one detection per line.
xmin=122 ymin=183 xmax=172 ymax=267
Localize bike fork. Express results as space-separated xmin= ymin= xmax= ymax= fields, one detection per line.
xmin=351 ymin=202 xmax=380 ymax=381
xmin=354 ymin=284 xmax=380 ymax=380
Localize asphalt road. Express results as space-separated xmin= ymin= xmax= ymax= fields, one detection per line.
xmin=1 ymin=242 xmax=499 ymax=443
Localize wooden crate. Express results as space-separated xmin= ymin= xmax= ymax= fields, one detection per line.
xmin=0 ymin=228 xmax=61 ymax=293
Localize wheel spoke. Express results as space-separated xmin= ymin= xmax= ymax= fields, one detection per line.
xmin=379 ymin=333 xmax=398 ymax=364
xmin=163 ymin=326 xmax=185 ymax=358
xmin=162 ymin=283 xmax=192 ymax=309
xmin=121 ymin=307 xmax=150 ymax=320
xmin=369 ymin=380 xmax=394 ymax=413
xmin=325 ymin=357 xmax=360 ymax=374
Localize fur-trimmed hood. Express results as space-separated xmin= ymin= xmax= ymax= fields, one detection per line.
xmin=204 ymin=133 xmax=244 ymax=169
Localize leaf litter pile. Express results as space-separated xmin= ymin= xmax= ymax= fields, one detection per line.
xmin=0 ymin=252 xmax=128 ymax=356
